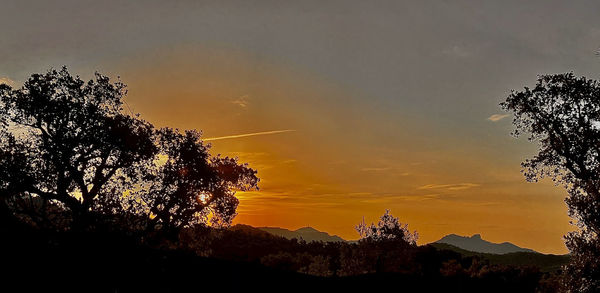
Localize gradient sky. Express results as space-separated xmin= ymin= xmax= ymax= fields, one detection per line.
xmin=3 ymin=0 xmax=600 ymax=254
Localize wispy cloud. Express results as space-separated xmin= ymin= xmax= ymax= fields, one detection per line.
xmin=487 ymin=114 xmax=509 ymax=122
xmin=203 ymin=129 xmax=296 ymax=141
xmin=359 ymin=193 xmax=443 ymax=204
xmin=231 ymin=95 xmax=249 ymax=108
xmin=361 ymin=167 xmax=392 ymax=172
xmin=442 ymin=45 xmax=471 ymax=58
xmin=418 ymin=183 xmax=480 ymax=191
xmin=0 ymin=77 xmax=15 ymax=86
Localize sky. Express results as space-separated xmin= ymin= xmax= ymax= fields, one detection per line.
xmin=2 ymin=0 xmax=600 ymax=254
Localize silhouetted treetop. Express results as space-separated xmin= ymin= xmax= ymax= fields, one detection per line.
xmin=502 ymin=73 xmax=600 ymax=187
xmin=0 ymin=68 xmax=156 ymax=225
xmin=356 ymin=209 xmax=418 ymax=245
xmin=134 ymin=128 xmax=258 ymax=231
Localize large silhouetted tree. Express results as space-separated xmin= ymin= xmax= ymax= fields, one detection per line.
xmin=0 ymin=67 xmax=258 ymax=233
xmin=131 ymin=128 xmax=259 ymax=231
xmin=502 ymin=73 xmax=600 ymax=293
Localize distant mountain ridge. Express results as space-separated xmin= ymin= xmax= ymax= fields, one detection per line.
xmin=258 ymin=226 xmax=346 ymax=242
xmin=430 ymin=242 xmax=569 ymax=272
xmin=435 ymin=233 xmax=536 ymax=254
xmin=237 ymin=225 xmax=538 ymax=254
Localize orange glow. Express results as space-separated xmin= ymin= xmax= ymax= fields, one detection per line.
xmin=113 ymin=45 xmax=571 ymax=254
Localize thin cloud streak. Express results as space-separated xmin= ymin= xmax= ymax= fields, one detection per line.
xmin=418 ymin=183 xmax=480 ymax=191
xmin=487 ymin=114 xmax=510 ymax=122
xmin=203 ymin=129 xmax=296 ymax=141
xmin=361 ymin=167 xmax=393 ymax=172
xmin=231 ymin=94 xmax=249 ymax=108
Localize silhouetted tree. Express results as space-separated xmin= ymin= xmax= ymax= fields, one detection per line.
xmin=356 ymin=209 xmax=418 ymax=245
xmin=502 ymin=73 xmax=600 ymax=292
xmin=0 ymin=67 xmax=258 ymax=233
xmin=0 ymin=68 xmax=156 ymax=230
xmin=133 ymin=128 xmax=259 ymax=232
xmin=352 ymin=210 xmax=419 ymax=274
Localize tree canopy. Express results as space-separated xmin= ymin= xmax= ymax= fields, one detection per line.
xmin=355 ymin=209 xmax=418 ymax=245
xmin=0 ymin=67 xmax=259 ymax=233
xmin=502 ymin=72 xmax=600 ymax=292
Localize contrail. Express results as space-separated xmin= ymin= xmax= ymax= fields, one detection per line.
xmin=203 ymin=129 xmax=296 ymax=141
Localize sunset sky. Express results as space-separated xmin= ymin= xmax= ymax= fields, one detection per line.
xmin=3 ymin=0 xmax=600 ymax=254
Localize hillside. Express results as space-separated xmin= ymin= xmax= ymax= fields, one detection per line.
xmin=435 ymin=234 xmax=536 ymax=254
xmin=258 ymin=226 xmax=346 ymax=242
xmin=229 ymin=224 xmax=277 ymax=238
xmin=430 ymin=242 xmax=570 ymax=272
xmin=230 ymin=225 xmax=569 ymax=273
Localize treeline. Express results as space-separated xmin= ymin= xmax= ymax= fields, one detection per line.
xmin=0 ymin=169 xmax=560 ymax=292
xmin=180 ymin=223 xmax=560 ymax=292
xmin=0 ymin=212 xmax=559 ymax=292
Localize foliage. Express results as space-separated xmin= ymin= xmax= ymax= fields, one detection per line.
xmin=0 ymin=68 xmax=156 ymax=229
xmin=0 ymin=67 xmax=258 ymax=233
xmin=0 ymin=219 xmax=548 ymax=292
xmin=130 ymin=128 xmax=258 ymax=231
xmin=355 ymin=209 xmax=418 ymax=245
xmin=502 ymin=73 xmax=600 ymax=292
xmin=174 ymin=224 xmax=548 ymax=292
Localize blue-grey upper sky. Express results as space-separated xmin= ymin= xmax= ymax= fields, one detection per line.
xmin=2 ymin=0 xmax=600 ymax=253
xmin=3 ymin=1 xmax=600 ymax=137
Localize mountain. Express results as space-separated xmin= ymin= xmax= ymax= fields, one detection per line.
xmin=435 ymin=233 xmax=536 ymax=254
xmin=258 ymin=226 xmax=346 ymax=242
xmin=430 ymin=242 xmax=570 ymax=272
xmin=229 ymin=224 xmax=278 ymax=238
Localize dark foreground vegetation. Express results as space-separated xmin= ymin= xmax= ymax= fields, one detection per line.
xmin=1 ymin=214 xmax=557 ymax=292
